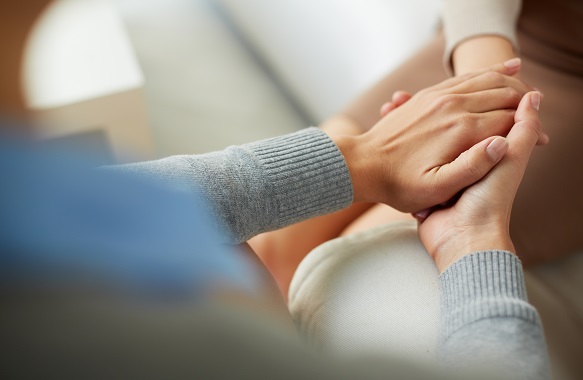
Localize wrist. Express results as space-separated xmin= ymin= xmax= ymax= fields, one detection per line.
xmin=328 ymin=133 xmax=369 ymax=203
xmin=453 ymin=36 xmax=515 ymax=76
xmin=434 ymin=228 xmax=515 ymax=273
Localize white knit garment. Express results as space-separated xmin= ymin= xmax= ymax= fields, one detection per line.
xmin=289 ymin=221 xmax=440 ymax=364
xmin=289 ymin=220 xmax=583 ymax=379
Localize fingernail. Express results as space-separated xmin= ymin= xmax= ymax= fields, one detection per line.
xmin=487 ymin=137 xmax=509 ymax=161
xmin=531 ymin=91 xmax=541 ymax=110
xmin=533 ymin=87 xmax=545 ymax=99
xmin=503 ymin=58 xmax=521 ymax=69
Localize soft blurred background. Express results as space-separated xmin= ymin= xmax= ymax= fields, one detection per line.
xmin=24 ymin=0 xmax=442 ymax=161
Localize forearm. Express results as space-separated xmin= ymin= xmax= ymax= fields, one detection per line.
xmin=443 ymin=0 xmax=522 ymax=74
xmin=452 ymin=36 xmax=516 ymax=76
xmin=439 ymin=251 xmax=551 ymax=379
xmin=114 ymin=128 xmax=353 ymax=244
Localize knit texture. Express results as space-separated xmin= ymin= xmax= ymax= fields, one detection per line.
xmin=243 ymin=128 xmax=353 ymax=229
xmin=439 ymin=250 xmax=550 ymax=379
xmin=440 ymin=250 xmax=539 ymax=338
xmin=115 ymin=128 xmax=353 ymax=244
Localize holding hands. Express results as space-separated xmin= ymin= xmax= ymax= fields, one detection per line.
xmin=334 ymin=59 xmax=546 ymax=213
xmin=331 ymin=59 xmax=547 ymax=271
xmin=416 ymin=91 xmax=543 ymax=272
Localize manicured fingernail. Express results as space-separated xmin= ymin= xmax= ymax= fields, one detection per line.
xmin=503 ymin=58 xmax=521 ymax=69
xmin=531 ymin=91 xmax=541 ymax=110
xmin=533 ymin=87 xmax=545 ymax=99
xmin=487 ymin=137 xmax=509 ymax=161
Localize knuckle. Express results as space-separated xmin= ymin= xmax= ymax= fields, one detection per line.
xmin=504 ymin=109 xmax=517 ymax=124
xmin=484 ymin=71 xmax=504 ymax=83
xmin=433 ymin=94 xmax=461 ymax=110
xmin=463 ymin=153 xmax=483 ymax=182
xmin=416 ymin=87 xmax=429 ymax=97
xmin=527 ymin=119 xmax=544 ymax=136
xmin=504 ymin=87 xmax=522 ymax=104
xmin=429 ymin=169 xmax=448 ymax=196
xmin=496 ymin=110 xmax=517 ymax=130
xmin=455 ymin=112 xmax=479 ymax=129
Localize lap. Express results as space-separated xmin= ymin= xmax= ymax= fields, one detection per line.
xmin=290 ymin=223 xmax=583 ymax=379
xmin=340 ymin=32 xmax=583 ymax=265
xmin=289 ymin=221 xmax=440 ymax=363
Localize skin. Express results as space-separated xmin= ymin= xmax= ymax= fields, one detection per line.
xmin=349 ymin=36 xmax=545 ymax=227
xmin=0 ymin=4 xmax=549 ymax=377
xmin=453 ymin=36 xmax=516 ymax=76
xmin=250 ymin=36 xmax=453 ymax=297
xmin=254 ymin=59 xmax=541 ymax=297
xmin=1 ymin=0 xmax=542 ymax=307
xmin=250 ymin=32 xmax=560 ymax=299
xmin=331 ymin=61 xmax=535 ymax=211
xmin=418 ymin=92 xmax=542 ymax=272
xmin=250 ymin=34 xmax=552 ymax=298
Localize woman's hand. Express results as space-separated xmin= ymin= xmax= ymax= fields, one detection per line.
xmin=335 ymin=59 xmax=541 ymax=211
xmin=416 ymin=92 xmax=544 ymax=273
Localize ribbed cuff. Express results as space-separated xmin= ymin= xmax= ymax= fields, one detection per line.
xmin=440 ymin=250 xmax=539 ymax=338
xmin=244 ymin=127 xmax=353 ymax=228
xmin=442 ymin=0 xmax=522 ymax=74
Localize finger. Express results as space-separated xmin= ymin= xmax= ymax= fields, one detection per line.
xmin=380 ymin=91 xmax=413 ymax=116
xmin=450 ymin=71 xmax=534 ymax=96
xmin=536 ymin=132 xmax=550 ymax=146
xmin=484 ymin=92 xmax=543 ymax=200
xmin=459 ymin=87 xmax=523 ymax=113
xmin=392 ymin=91 xmax=412 ymax=105
xmin=432 ymin=58 xmax=523 ymax=91
xmin=448 ymin=110 xmax=514 ymax=148
xmin=473 ymin=109 xmax=516 ymax=139
xmin=506 ymin=92 xmax=543 ymax=158
xmin=431 ymin=136 xmax=509 ymax=199
xmin=516 ymin=91 xmax=548 ymax=146
xmin=471 ymin=57 xmax=523 ymax=77
xmin=380 ymin=101 xmax=396 ymax=116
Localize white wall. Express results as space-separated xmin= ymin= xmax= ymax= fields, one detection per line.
xmin=24 ymin=0 xmax=144 ymax=110
xmin=23 ymin=0 xmax=154 ymax=161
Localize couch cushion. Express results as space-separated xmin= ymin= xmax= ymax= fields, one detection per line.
xmin=217 ymin=0 xmax=442 ymax=121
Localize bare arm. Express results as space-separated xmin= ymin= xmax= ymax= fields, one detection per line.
xmin=453 ymin=36 xmax=516 ymax=76
xmin=443 ymin=0 xmax=522 ymax=75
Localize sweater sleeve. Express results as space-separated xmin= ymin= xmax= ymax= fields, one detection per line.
xmin=113 ymin=128 xmax=353 ymax=244
xmin=439 ymin=250 xmax=551 ymax=379
xmin=443 ymin=0 xmax=522 ymax=73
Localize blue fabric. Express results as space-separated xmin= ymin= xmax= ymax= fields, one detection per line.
xmin=0 ymin=138 xmax=258 ymax=298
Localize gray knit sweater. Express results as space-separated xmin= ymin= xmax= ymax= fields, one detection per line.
xmin=119 ymin=127 xmax=550 ymax=379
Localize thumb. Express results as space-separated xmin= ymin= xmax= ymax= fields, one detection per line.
xmin=511 ymin=91 xmax=543 ymax=144
xmin=433 ymin=92 xmax=542 ymax=202
xmin=433 ymin=136 xmax=509 ymax=197
xmin=505 ymin=91 xmax=543 ymax=165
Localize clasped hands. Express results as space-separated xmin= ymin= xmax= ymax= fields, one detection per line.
xmin=331 ymin=59 xmax=546 ymax=272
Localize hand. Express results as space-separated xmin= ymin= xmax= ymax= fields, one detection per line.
xmin=333 ymin=59 xmax=546 ymax=211
xmin=379 ymin=91 xmax=413 ymax=117
xmin=416 ymin=92 xmax=544 ymax=273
